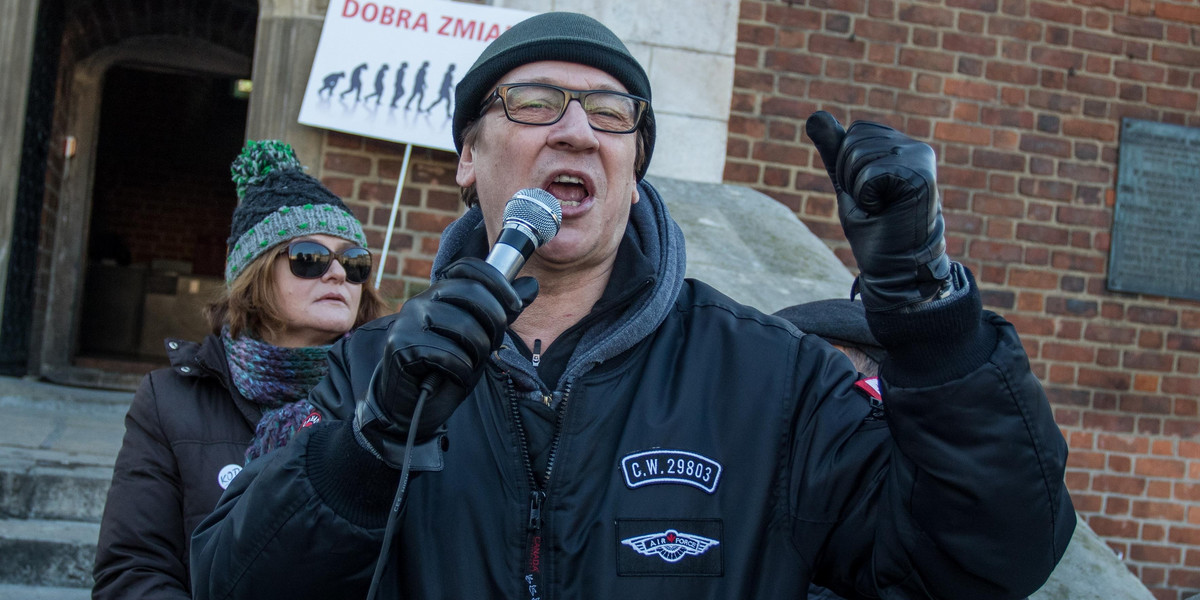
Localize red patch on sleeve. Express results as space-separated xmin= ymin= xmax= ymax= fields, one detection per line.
xmin=855 ymin=377 xmax=882 ymax=402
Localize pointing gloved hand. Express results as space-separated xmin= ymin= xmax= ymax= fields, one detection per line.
xmin=354 ymin=257 xmax=538 ymax=467
xmin=806 ymin=111 xmax=952 ymax=311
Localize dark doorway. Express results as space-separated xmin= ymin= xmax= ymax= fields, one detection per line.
xmin=75 ymin=65 xmax=247 ymax=373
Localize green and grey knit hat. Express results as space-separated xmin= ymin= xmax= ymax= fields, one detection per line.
xmin=224 ymin=140 xmax=365 ymax=284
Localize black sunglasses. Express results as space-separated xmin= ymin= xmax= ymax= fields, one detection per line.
xmin=282 ymin=240 xmax=372 ymax=284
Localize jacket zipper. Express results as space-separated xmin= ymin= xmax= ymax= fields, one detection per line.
xmin=509 ymin=378 xmax=571 ymax=600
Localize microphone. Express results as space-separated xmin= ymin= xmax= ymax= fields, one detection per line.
xmin=485 ymin=188 xmax=562 ymax=281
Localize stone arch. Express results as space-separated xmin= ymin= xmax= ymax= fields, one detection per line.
xmin=38 ymin=34 xmax=251 ymax=387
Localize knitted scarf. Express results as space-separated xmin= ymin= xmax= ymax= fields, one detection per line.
xmin=222 ymin=328 xmax=331 ymax=464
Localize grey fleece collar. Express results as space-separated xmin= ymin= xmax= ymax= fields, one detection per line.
xmin=432 ymin=180 xmax=687 ymax=393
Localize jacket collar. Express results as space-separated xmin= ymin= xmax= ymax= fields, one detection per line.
xmin=432 ymin=179 xmax=687 ymax=391
xmin=165 ymin=333 xmax=265 ymax=428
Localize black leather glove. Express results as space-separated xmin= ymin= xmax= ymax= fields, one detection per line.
xmin=806 ymin=111 xmax=952 ymax=311
xmin=354 ymin=257 xmax=538 ymax=467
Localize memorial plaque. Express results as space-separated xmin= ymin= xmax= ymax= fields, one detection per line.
xmin=1108 ymin=119 xmax=1200 ymax=301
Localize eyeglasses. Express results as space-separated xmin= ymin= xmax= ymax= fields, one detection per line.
xmin=480 ymin=83 xmax=648 ymax=134
xmin=282 ymin=240 xmax=372 ymax=284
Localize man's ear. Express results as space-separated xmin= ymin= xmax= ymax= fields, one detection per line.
xmin=631 ymin=184 xmax=640 ymax=205
xmin=456 ymin=141 xmax=476 ymax=187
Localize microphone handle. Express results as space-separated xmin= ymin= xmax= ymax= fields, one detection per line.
xmin=485 ymin=225 xmax=538 ymax=281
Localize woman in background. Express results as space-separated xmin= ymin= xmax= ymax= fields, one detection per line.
xmin=92 ymin=140 xmax=389 ymax=598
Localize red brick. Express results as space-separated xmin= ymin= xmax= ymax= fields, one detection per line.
xmin=1146 ymin=86 xmax=1200 ymax=110
xmin=898 ymin=48 xmax=955 ymax=72
xmin=1008 ymin=268 xmax=1058 ymax=289
xmin=752 ymin=141 xmax=808 ymax=166
xmin=1050 ymin=251 xmax=1107 ymax=273
xmin=853 ymin=19 xmax=908 ymax=42
xmin=1109 ymin=454 xmax=1132 ymax=473
xmin=985 ymin=62 xmax=1039 ymax=85
xmin=973 ymin=149 xmax=1025 ymax=171
xmin=1056 ymin=205 xmax=1111 ymax=227
xmin=1084 ymin=412 xmax=1136 ymax=432
xmin=944 ymin=78 xmax=998 ymax=101
xmin=1015 ymin=223 xmax=1068 ymax=244
xmin=1157 ymin=2 xmax=1200 ymax=24
xmin=968 ymin=240 xmax=1024 ymax=262
xmin=1163 ymin=377 xmax=1200 ymax=396
xmin=724 ymin=162 xmax=761 ymax=184
xmin=1019 ymin=130 xmax=1073 ymax=155
xmin=1089 ymin=515 xmax=1140 ymax=538
xmin=405 ymin=211 xmax=456 ymax=234
xmin=401 ymin=257 xmax=432 ymax=279
xmin=809 ymin=33 xmax=865 ymax=58
xmin=324 ymin=153 xmax=372 ymax=176
xmin=1079 ymin=367 xmax=1132 ymax=391
xmin=1133 ymin=499 xmax=1187 ymax=521
xmin=897 ymin=3 xmax=953 ymax=26
xmin=1106 ymin=495 xmax=1131 ymax=515
xmin=1153 ymin=45 xmax=1200 ymax=68
xmin=1131 ymin=544 xmax=1182 ymax=564
xmin=1031 ymin=1 xmax=1083 ymax=24
xmin=1123 ymin=351 xmax=1175 ymax=372
xmin=943 ymin=32 xmax=998 ymax=56
xmin=1057 ymin=162 xmax=1113 ymax=184
xmin=1127 ymin=306 xmax=1178 ymax=326
xmin=934 ymin=122 xmax=991 ymax=144
xmin=1068 ymin=450 xmax=1106 ymax=469
xmin=1043 ymin=342 xmax=1095 ymax=362
xmin=1135 ymin=457 xmax=1187 ymax=479
xmin=1168 ymin=333 xmax=1200 ymax=353
xmin=987 ymin=16 xmax=1040 ymax=40
xmin=739 ymin=23 xmax=777 ymax=46
xmin=1072 ymin=30 xmax=1125 ymax=55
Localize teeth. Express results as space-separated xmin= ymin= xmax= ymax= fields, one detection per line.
xmin=553 ymin=174 xmax=584 ymax=184
xmin=561 ymin=200 xmax=581 ymax=207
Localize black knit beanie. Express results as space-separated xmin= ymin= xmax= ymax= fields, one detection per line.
xmin=452 ymin=11 xmax=655 ymax=180
xmin=224 ymin=140 xmax=365 ymax=284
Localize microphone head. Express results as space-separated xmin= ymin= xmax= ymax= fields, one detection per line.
xmin=504 ymin=188 xmax=562 ymax=247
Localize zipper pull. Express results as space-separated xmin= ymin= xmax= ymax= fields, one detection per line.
xmin=527 ymin=490 xmax=546 ymax=531
xmin=531 ymin=339 xmax=542 ymax=368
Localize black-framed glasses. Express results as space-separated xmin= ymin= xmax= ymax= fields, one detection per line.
xmin=282 ymin=240 xmax=372 ymax=284
xmin=480 ymin=83 xmax=648 ymax=134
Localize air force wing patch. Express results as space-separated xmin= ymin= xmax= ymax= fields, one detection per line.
xmin=616 ymin=519 xmax=723 ymax=576
xmin=622 ymin=529 xmax=720 ymax=563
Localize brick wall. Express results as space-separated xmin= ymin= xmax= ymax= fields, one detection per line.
xmin=317 ymin=132 xmax=464 ymax=306
xmin=729 ymin=1 xmax=1200 ymax=598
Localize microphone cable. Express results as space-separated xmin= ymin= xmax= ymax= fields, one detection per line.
xmin=364 ymin=373 xmax=440 ymax=600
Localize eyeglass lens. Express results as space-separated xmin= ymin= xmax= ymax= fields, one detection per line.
xmin=287 ymin=240 xmax=372 ymax=284
xmin=500 ymin=84 xmax=643 ymax=133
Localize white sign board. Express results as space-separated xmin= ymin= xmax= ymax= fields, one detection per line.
xmin=299 ymin=0 xmax=539 ymax=152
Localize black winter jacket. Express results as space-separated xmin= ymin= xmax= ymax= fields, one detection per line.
xmin=191 ymin=181 xmax=1074 ymax=599
xmin=94 ymin=335 xmax=263 ymax=599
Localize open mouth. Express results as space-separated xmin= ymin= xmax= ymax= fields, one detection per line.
xmin=546 ymin=173 xmax=591 ymax=207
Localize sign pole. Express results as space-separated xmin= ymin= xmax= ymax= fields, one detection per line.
xmin=375 ymin=143 xmax=413 ymax=290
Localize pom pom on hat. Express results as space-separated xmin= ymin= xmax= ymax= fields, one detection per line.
xmin=224 ymin=140 xmax=366 ymax=284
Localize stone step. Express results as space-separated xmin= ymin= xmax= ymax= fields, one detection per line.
xmin=0 ymin=518 xmax=97 ymax=589
xmin=0 ymin=584 xmax=90 ymax=599
xmin=0 ymin=447 xmax=114 ymax=523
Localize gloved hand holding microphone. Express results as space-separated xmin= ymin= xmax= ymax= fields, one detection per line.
xmin=354 ymin=189 xmax=561 ymax=467
xmin=805 ymin=111 xmax=952 ymax=312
